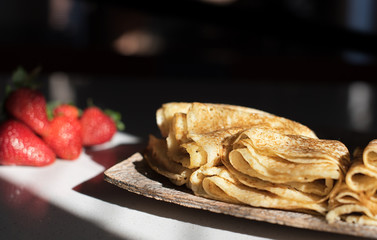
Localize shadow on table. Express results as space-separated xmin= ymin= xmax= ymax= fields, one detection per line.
xmin=74 ymin=143 xmax=366 ymax=240
xmin=0 ymin=177 xmax=126 ymax=240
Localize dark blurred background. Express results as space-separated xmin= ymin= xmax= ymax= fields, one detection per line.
xmin=1 ymin=0 xmax=377 ymax=150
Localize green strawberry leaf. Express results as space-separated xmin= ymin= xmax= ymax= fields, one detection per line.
xmin=5 ymin=84 xmax=13 ymax=96
xmin=12 ymin=67 xmax=29 ymax=86
xmin=5 ymin=66 xmax=42 ymax=100
xmin=104 ymin=109 xmax=125 ymax=131
xmin=46 ymin=101 xmax=82 ymax=120
xmin=11 ymin=66 xmax=42 ymax=90
xmin=1 ymin=66 xmax=43 ymax=122
xmin=86 ymin=98 xmax=125 ymax=131
xmin=46 ymin=101 xmax=61 ymax=121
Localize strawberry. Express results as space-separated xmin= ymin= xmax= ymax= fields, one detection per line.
xmin=80 ymin=107 xmax=117 ymax=146
xmin=43 ymin=116 xmax=82 ymax=160
xmin=0 ymin=120 xmax=55 ymax=166
xmin=5 ymin=88 xmax=50 ymax=136
xmin=53 ymin=104 xmax=80 ymax=119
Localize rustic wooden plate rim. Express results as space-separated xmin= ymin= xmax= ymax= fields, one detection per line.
xmin=104 ymin=152 xmax=377 ymax=239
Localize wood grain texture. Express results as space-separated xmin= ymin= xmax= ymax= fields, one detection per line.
xmin=104 ymin=152 xmax=377 ymax=239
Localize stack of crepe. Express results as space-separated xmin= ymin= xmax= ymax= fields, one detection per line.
xmin=145 ymin=102 xmax=350 ymax=215
xmin=327 ymin=139 xmax=377 ymax=225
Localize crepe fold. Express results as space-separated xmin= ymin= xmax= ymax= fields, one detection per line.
xmin=145 ymin=102 xmax=350 ymax=215
xmin=327 ymin=140 xmax=377 ymax=225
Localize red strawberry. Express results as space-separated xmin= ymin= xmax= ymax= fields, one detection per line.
xmin=53 ymin=104 xmax=80 ymax=119
xmin=0 ymin=120 xmax=55 ymax=166
xmin=80 ymin=107 xmax=117 ymax=146
xmin=5 ymin=88 xmax=49 ymax=136
xmin=43 ymin=116 xmax=82 ymax=160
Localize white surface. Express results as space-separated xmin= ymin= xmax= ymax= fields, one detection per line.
xmin=0 ymin=132 xmax=365 ymax=240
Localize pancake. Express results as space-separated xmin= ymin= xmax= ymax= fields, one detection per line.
xmin=327 ymin=182 xmax=377 ymax=225
xmin=326 ymin=140 xmax=377 ymax=225
xmin=156 ymin=102 xmax=191 ymax=137
xmin=157 ymin=102 xmax=317 ymax=138
xmin=163 ymin=102 xmax=318 ymax=172
xmin=145 ymin=135 xmax=192 ymax=186
xmin=179 ymin=128 xmax=244 ymax=169
xmin=228 ymin=127 xmax=349 ymax=184
xmin=146 ymin=102 xmax=350 ymax=215
xmin=189 ymin=165 xmax=327 ymax=214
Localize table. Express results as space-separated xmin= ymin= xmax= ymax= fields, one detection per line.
xmin=0 ymin=131 xmax=369 ymax=240
xmin=0 ymin=76 xmax=375 ymax=239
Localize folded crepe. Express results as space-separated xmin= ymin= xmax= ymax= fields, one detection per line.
xmin=327 ymin=140 xmax=377 ymax=225
xmin=326 ymin=182 xmax=377 ymax=226
xmin=188 ymin=164 xmax=328 ymax=214
xmin=228 ymin=127 xmax=349 ymax=184
xmin=163 ymin=102 xmax=318 ymax=169
xmin=145 ymin=135 xmax=193 ymax=186
xmin=158 ymin=102 xmax=317 ymax=138
xmin=201 ymin=126 xmax=348 ymax=214
xmin=147 ymin=102 xmax=318 ymax=185
xmin=146 ymin=102 xmax=350 ymax=215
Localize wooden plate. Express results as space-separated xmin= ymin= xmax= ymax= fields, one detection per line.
xmin=104 ymin=152 xmax=377 ymax=239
